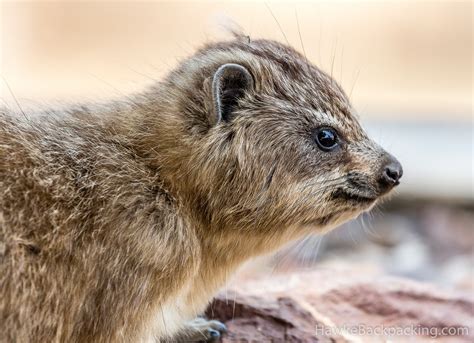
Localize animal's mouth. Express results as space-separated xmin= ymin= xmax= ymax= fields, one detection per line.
xmin=332 ymin=188 xmax=377 ymax=204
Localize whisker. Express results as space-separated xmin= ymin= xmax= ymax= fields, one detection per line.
xmin=273 ymin=232 xmax=324 ymax=272
xmin=328 ymin=37 xmax=339 ymax=117
xmin=232 ymin=290 xmax=237 ymax=322
xmin=294 ymin=234 xmax=312 ymax=269
xmin=298 ymin=178 xmax=347 ymax=195
xmin=265 ymin=2 xmax=290 ymax=45
xmin=2 ymin=76 xmax=28 ymax=120
xmin=299 ymin=175 xmax=347 ymax=190
xmin=88 ymin=74 xmax=156 ymax=114
xmin=299 ymin=234 xmax=315 ymax=268
xmin=347 ymin=223 xmax=359 ymax=245
xmin=272 ymin=234 xmax=306 ymax=272
xmin=253 ymin=174 xmax=346 ymax=208
xmin=349 ymin=68 xmax=360 ymax=102
xmin=294 ymin=9 xmax=309 ymax=67
xmin=317 ymin=9 xmax=323 ymax=67
xmin=126 ymin=66 xmax=160 ymax=82
xmin=296 ymin=179 xmax=346 ymax=202
xmin=340 ymin=45 xmax=344 ymax=88
xmin=330 ymin=37 xmax=337 ymax=85
xmin=307 ymin=234 xmax=324 ymax=268
xmin=362 ymin=212 xmax=378 ymax=238
xmin=296 ymin=181 xmax=346 ymax=207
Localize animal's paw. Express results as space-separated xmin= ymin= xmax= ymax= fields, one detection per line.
xmin=174 ymin=317 xmax=227 ymax=342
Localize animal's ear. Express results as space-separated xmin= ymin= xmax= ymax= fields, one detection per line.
xmin=212 ymin=63 xmax=254 ymax=124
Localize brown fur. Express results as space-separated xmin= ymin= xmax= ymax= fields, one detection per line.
xmin=0 ymin=37 xmax=399 ymax=342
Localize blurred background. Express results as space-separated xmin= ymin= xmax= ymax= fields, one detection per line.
xmin=1 ymin=1 xmax=472 ymax=292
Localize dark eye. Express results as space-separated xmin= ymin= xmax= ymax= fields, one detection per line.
xmin=315 ymin=127 xmax=339 ymax=151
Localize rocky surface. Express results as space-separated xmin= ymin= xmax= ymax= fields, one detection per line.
xmin=206 ymin=269 xmax=474 ymax=342
xmin=203 ymin=204 xmax=473 ymax=342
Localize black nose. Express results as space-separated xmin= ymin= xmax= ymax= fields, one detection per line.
xmin=380 ymin=158 xmax=403 ymax=190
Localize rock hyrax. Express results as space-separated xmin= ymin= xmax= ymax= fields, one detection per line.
xmin=0 ymin=35 xmax=402 ymax=342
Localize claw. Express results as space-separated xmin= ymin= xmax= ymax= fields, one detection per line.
xmin=209 ymin=320 xmax=227 ymax=333
xmin=208 ymin=328 xmax=220 ymax=338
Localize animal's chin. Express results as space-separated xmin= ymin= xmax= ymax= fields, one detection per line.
xmin=332 ymin=188 xmax=378 ymax=206
xmin=303 ymin=190 xmax=379 ymax=230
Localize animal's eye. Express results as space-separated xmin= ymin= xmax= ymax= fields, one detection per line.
xmin=315 ymin=127 xmax=339 ymax=151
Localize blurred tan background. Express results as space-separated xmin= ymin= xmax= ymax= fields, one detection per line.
xmin=1 ymin=0 xmax=472 ymax=120
xmin=1 ymin=1 xmax=473 ymax=291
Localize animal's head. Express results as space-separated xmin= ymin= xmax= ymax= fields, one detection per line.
xmin=147 ymin=37 xmax=402 ymax=239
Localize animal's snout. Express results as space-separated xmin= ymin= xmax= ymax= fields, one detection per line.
xmin=379 ymin=156 xmax=403 ymax=192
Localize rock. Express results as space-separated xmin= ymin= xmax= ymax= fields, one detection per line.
xmin=206 ymin=269 xmax=474 ymax=342
xmin=206 ymin=292 xmax=346 ymax=342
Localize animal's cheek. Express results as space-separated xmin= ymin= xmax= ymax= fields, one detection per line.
xmin=343 ymin=141 xmax=384 ymax=176
xmin=345 ymin=156 xmax=374 ymax=176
